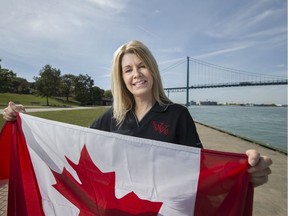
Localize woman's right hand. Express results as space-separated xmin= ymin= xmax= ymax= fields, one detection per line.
xmin=2 ymin=101 xmax=26 ymax=121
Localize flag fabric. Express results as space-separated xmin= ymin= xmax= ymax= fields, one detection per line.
xmin=0 ymin=113 xmax=253 ymax=216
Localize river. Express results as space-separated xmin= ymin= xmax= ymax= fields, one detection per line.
xmin=188 ymin=106 xmax=287 ymax=153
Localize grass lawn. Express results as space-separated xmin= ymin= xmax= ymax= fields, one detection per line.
xmin=0 ymin=93 xmax=79 ymax=107
xmin=0 ymin=108 xmax=108 ymax=129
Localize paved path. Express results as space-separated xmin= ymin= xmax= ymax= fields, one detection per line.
xmin=0 ymin=184 xmax=7 ymax=216
xmin=0 ymin=106 xmax=102 ymax=115
xmin=0 ymin=121 xmax=287 ymax=215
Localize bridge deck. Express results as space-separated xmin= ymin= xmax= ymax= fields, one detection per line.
xmin=164 ymin=79 xmax=288 ymax=92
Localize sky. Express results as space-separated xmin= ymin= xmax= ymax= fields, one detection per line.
xmin=0 ymin=0 xmax=287 ymax=104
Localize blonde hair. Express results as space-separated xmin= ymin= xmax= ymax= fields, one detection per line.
xmin=111 ymin=40 xmax=171 ymax=126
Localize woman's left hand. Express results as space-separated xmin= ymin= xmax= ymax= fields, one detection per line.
xmin=246 ymin=149 xmax=272 ymax=187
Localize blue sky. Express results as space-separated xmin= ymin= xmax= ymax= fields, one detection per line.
xmin=0 ymin=0 xmax=287 ymax=104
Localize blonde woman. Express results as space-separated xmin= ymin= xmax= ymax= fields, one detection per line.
xmin=90 ymin=40 xmax=202 ymax=148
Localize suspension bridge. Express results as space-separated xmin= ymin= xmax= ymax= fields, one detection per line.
xmin=163 ymin=57 xmax=287 ymax=105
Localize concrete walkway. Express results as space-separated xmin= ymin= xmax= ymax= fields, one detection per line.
xmin=0 ymin=184 xmax=7 ymax=216
xmin=0 ymin=106 xmax=103 ymax=115
xmin=0 ymin=122 xmax=287 ymax=215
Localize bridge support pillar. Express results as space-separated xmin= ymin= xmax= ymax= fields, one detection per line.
xmin=186 ymin=56 xmax=189 ymax=106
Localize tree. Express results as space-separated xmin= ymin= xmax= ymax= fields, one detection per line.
xmin=91 ymin=86 xmax=105 ymax=104
xmin=61 ymin=74 xmax=76 ymax=102
xmin=0 ymin=67 xmax=30 ymax=94
xmin=0 ymin=68 xmax=17 ymax=93
xmin=34 ymin=65 xmax=61 ymax=106
xmin=74 ymin=74 xmax=94 ymax=105
xmin=103 ymin=90 xmax=112 ymax=99
xmin=11 ymin=77 xmax=30 ymax=94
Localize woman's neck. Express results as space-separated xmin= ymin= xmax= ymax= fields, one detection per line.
xmin=134 ymin=97 xmax=156 ymax=122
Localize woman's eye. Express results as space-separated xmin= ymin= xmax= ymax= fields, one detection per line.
xmin=139 ymin=65 xmax=145 ymax=69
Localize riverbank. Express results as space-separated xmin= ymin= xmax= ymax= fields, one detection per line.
xmin=0 ymin=122 xmax=287 ymax=216
xmin=196 ymin=121 xmax=287 ymax=154
xmin=189 ymin=105 xmax=287 ymax=153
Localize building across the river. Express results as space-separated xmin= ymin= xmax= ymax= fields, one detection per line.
xmin=199 ymin=101 xmax=218 ymax=106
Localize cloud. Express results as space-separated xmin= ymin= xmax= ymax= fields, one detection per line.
xmin=206 ymin=1 xmax=286 ymax=39
xmin=156 ymin=47 xmax=184 ymax=54
xmin=193 ymin=46 xmax=247 ymax=59
xmin=240 ymin=26 xmax=287 ymax=40
xmin=136 ymin=25 xmax=160 ymax=39
xmin=158 ymin=57 xmax=186 ymax=65
xmin=275 ymin=64 xmax=286 ymax=68
xmin=86 ymin=0 xmax=126 ymax=11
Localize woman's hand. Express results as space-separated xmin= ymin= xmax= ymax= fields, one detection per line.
xmin=2 ymin=101 xmax=26 ymax=121
xmin=246 ymin=149 xmax=272 ymax=187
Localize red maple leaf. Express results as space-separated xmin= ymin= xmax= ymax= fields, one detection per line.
xmin=51 ymin=145 xmax=163 ymax=216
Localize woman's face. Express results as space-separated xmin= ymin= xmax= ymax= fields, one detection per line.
xmin=121 ymin=53 xmax=154 ymax=100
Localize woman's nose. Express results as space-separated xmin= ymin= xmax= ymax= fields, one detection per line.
xmin=133 ymin=68 xmax=142 ymax=78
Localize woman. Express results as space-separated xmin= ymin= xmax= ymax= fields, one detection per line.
xmin=90 ymin=40 xmax=202 ymax=148
xmin=3 ymin=40 xmax=272 ymax=187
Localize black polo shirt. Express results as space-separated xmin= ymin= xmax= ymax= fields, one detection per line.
xmin=90 ymin=103 xmax=203 ymax=148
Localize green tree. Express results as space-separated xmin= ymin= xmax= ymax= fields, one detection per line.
xmin=91 ymin=86 xmax=105 ymax=104
xmin=34 ymin=65 xmax=61 ymax=106
xmin=0 ymin=68 xmax=17 ymax=93
xmin=11 ymin=77 xmax=30 ymax=94
xmin=103 ymin=90 xmax=112 ymax=99
xmin=74 ymin=74 xmax=94 ymax=105
xmin=61 ymin=74 xmax=76 ymax=101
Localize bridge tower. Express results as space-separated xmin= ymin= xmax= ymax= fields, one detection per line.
xmin=186 ymin=56 xmax=190 ymax=106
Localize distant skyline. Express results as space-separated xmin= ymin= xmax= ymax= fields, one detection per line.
xmin=0 ymin=0 xmax=287 ymax=104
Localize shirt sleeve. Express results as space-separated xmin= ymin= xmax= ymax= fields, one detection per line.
xmin=89 ymin=108 xmax=113 ymax=132
xmin=176 ymin=107 xmax=203 ymax=148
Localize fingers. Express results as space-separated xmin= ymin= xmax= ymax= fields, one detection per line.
xmin=246 ymin=149 xmax=260 ymax=166
xmin=248 ymin=156 xmax=272 ymax=173
xmin=2 ymin=101 xmax=26 ymax=121
xmin=250 ymin=166 xmax=271 ymax=187
xmin=250 ymin=174 xmax=269 ymax=187
xmin=9 ymin=101 xmax=26 ymax=113
xmin=8 ymin=101 xmax=15 ymax=107
xmin=249 ymin=167 xmax=272 ymax=177
xmin=11 ymin=101 xmax=26 ymax=113
xmin=246 ymin=149 xmax=273 ymax=187
xmin=3 ymin=107 xmax=16 ymax=121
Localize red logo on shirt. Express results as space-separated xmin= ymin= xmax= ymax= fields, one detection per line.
xmin=151 ymin=121 xmax=169 ymax=136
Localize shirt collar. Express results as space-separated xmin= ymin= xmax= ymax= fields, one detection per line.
xmin=151 ymin=102 xmax=172 ymax=113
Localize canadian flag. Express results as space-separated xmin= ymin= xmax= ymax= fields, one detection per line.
xmin=0 ymin=113 xmax=253 ymax=216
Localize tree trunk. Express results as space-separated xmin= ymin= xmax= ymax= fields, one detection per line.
xmin=46 ymin=96 xmax=49 ymax=106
